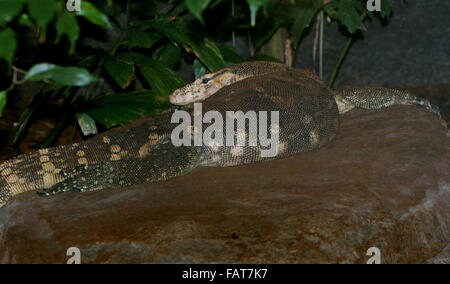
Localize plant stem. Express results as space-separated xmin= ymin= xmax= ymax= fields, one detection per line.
xmin=232 ymin=0 xmax=236 ymax=48
xmin=327 ymin=13 xmax=367 ymax=89
xmin=40 ymin=111 xmax=69 ymax=148
xmin=319 ymin=10 xmax=324 ymax=80
xmin=327 ymin=36 xmax=353 ymax=89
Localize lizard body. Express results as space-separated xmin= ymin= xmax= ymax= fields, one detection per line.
xmin=0 ymin=61 xmax=441 ymax=207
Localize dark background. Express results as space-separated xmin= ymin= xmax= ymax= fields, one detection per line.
xmin=298 ymin=0 xmax=449 ymax=87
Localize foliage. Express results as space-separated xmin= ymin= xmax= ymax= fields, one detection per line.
xmin=0 ymin=0 xmax=392 ymax=146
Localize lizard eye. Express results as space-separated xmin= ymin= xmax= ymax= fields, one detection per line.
xmin=202 ymin=77 xmax=212 ymax=84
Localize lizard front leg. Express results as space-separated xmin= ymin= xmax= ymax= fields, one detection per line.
xmin=38 ymin=142 xmax=206 ymax=196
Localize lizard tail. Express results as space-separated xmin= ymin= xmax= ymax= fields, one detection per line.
xmin=0 ymin=141 xmax=111 ymax=207
xmin=0 ymin=116 xmax=172 ymax=208
xmin=334 ymin=87 xmax=441 ymax=116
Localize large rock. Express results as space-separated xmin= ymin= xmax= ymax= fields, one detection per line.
xmin=0 ymin=106 xmax=448 ymax=264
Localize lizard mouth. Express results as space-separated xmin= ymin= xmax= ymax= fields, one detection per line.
xmin=169 ymin=86 xmax=221 ymax=105
xmin=169 ymin=90 xmax=184 ymax=105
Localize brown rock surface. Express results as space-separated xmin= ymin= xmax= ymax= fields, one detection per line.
xmin=0 ymin=106 xmax=448 ymax=264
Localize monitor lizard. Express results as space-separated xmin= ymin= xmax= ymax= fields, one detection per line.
xmin=0 ymin=61 xmax=441 ymax=208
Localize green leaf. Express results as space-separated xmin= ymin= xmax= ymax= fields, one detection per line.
xmin=148 ymin=19 xmax=226 ymax=71
xmin=252 ymin=16 xmax=281 ymax=50
xmin=127 ymin=28 xmax=162 ymax=49
xmin=193 ymin=59 xmax=208 ymax=79
xmin=288 ymin=0 xmax=322 ymax=47
xmin=118 ymin=52 xmax=185 ymax=97
xmin=204 ymin=38 xmax=222 ymax=60
xmin=170 ymin=2 xmax=188 ymax=16
xmin=76 ymin=113 xmax=97 ymax=136
xmin=157 ymin=43 xmax=181 ymax=69
xmin=13 ymin=107 xmax=34 ymax=145
xmin=40 ymin=111 xmax=69 ymax=148
xmin=18 ymin=13 xmax=33 ymax=27
xmin=218 ymin=46 xmax=244 ymax=64
xmin=102 ymin=55 xmax=135 ymax=89
xmin=0 ymin=0 xmax=23 ymax=26
xmin=28 ymin=0 xmax=57 ymax=33
xmin=246 ymin=0 xmax=269 ymax=26
xmin=323 ymin=0 xmax=339 ymax=17
xmin=76 ymin=1 xmax=111 ymax=28
xmin=198 ymin=40 xmax=228 ymax=70
xmin=47 ymin=67 xmax=98 ymax=86
xmin=47 ymin=67 xmax=97 ymax=86
xmin=0 ymin=28 xmax=17 ymax=69
xmin=55 ymin=12 xmax=80 ymax=53
xmin=210 ymin=0 xmax=228 ymax=9
xmin=291 ymin=6 xmax=319 ymax=47
xmin=380 ymin=0 xmax=392 ymax=18
xmin=24 ymin=63 xmax=58 ymax=80
xmin=185 ymin=0 xmax=212 ymax=24
xmin=137 ymin=58 xmax=185 ymax=96
xmin=25 ymin=63 xmax=98 ymax=86
xmin=78 ymin=54 xmax=99 ymax=69
xmin=131 ymin=0 xmax=165 ymax=16
xmin=0 ymin=89 xmax=7 ymax=117
xmin=87 ymin=90 xmax=166 ymax=128
xmin=337 ymin=0 xmax=364 ymax=33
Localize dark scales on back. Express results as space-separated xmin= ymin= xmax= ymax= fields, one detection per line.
xmin=0 ymin=62 xmax=441 ymax=207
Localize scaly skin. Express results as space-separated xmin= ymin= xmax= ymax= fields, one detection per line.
xmin=39 ymin=68 xmax=339 ymax=196
xmin=171 ymin=62 xmax=441 ymax=117
xmin=0 ymin=61 xmax=441 ymax=207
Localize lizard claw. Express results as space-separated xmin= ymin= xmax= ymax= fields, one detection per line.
xmin=37 ymin=182 xmax=74 ymax=197
xmin=60 ymin=164 xmax=90 ymax=177
xmin=409 ymin=99 xmax=441 ymax=117
xmin=37 ymin=164 xmax=97 ymax=197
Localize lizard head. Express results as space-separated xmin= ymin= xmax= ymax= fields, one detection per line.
xmin=169 ymin=68 xmax=241 ymax=105
xmin=169 ymin=61 xmax=288 ymax=105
